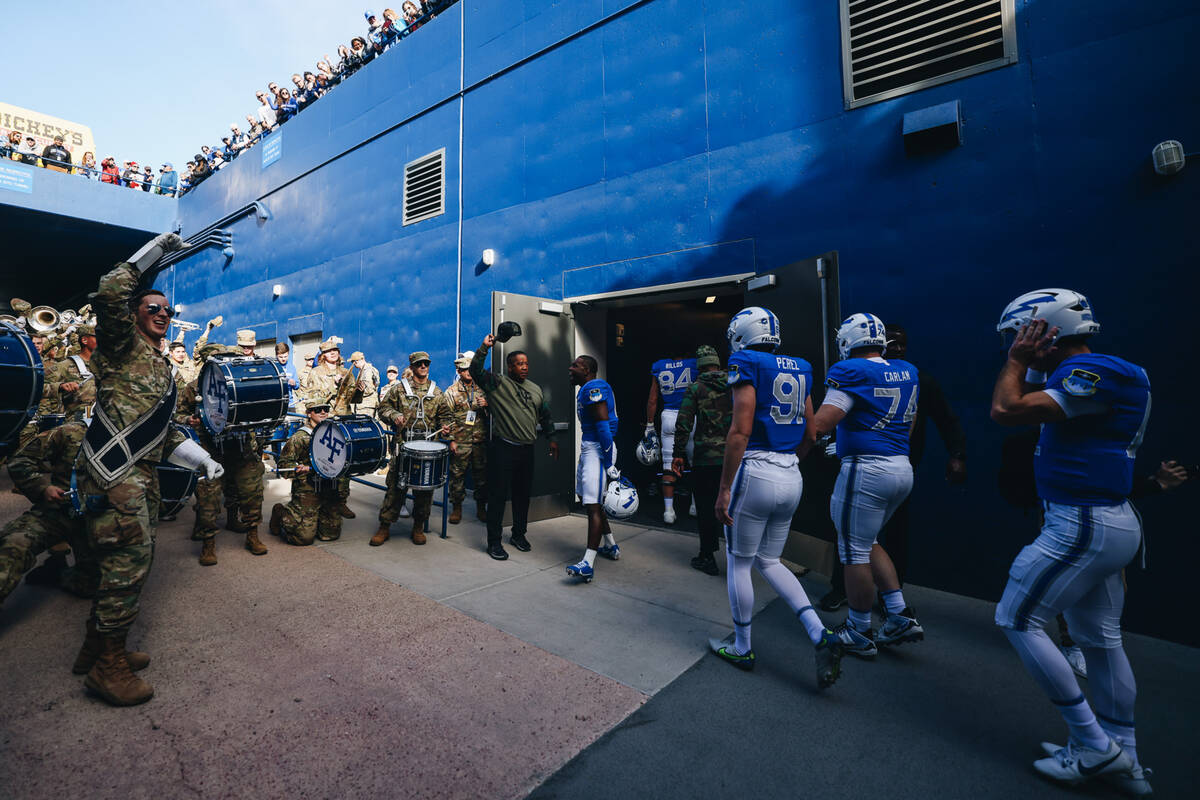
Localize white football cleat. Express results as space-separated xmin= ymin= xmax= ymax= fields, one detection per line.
xmin=1061 ymin=645 xmax=1088 ymax=679
xmin=1033 ymin=739 xmax=1132 ymax=786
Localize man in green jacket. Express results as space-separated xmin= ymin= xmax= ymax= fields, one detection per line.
xmin=469 ymin=335 xmax=558 ymax=560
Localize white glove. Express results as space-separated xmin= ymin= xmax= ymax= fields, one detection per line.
xmin=606 ymin=465 xmax=621 ymax=480
xmin=167 ymin=437 xmax=225 ymax=479
xmin=127 ymin=232 xmax=190 ymax=274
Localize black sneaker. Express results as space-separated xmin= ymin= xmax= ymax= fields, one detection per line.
xmin=690 ymin=553 xmax=719 ymax=576
xmin=819 ymin=589 xmax=846 ymax=612
xmin=487 ymin=543 xmax=509 ymax=561
xmin=510 ymin=534 xmax=531 ymax=552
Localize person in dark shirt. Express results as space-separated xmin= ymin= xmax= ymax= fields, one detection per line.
xmin=41 ymin=134 xmax=73 ymax=172
xmin=821 ymin=324 xmax=967 ymax=610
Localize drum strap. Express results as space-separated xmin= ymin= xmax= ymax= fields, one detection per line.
xmin=82 ymin=379 xmax=177 ymax=489
xmin=69 ymin=355 xmax=93 ymax=381
xmin=402 ymin=378 xmax=437 ymax=421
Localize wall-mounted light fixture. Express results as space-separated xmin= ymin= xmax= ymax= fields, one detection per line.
xmin=1152 ymin=140 xmax=1186 ymax=176
xmin=272 ymin=284 xmax=283 ymax=299
xmin=705 ymin=296 xmax=717 ymax=304
xmin=481 ymin=248 xmax=496 ymax=267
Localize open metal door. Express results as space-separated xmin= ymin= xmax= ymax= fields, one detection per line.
xmin=491 ymin=291 xmax=576 ymax=521
xmin=743 ymin=252 xmax=841 ymax=574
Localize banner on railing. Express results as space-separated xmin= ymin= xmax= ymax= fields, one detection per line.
xmin=0 ymin=163 xmax=34 ymax=194
xmin=0 ymin=102 xmax=96 ymax=166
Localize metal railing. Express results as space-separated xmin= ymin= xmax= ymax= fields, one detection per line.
xmin=1 ymin=151 xmax=181 ymax=196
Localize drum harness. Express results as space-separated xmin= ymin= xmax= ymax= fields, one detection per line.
xmin=79 ymin=378 xmax=177 ymax=498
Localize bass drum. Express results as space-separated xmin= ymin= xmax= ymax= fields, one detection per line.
xmin=158 ymin=423 xmax=201 ymax=518
xmin=0 ymin=322 xmax=44 ymax=455
xmin=310 ymin=415 xmax=388 ymax=479
xmin=401 ymin=439 xmax=449 ymax=490
xmin=199 ymin=357 xmax=289 ymax=437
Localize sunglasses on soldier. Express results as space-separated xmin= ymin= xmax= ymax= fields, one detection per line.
xmin=144 ymin=303 xmax=176 ymax=317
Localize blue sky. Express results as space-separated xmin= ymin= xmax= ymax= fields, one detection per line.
xmin=7 ymin=0 xmax=373 ymax=169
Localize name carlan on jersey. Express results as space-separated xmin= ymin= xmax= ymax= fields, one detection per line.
xmin=883 ymin=370 xmax=912 ymax=382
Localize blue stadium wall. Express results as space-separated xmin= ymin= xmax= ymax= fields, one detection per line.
xmin=165 ymin=0 xmax=1200 ymax=643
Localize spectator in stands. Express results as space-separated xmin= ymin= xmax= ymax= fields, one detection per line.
xmin=212 ymin=150 xmax=227 ymax=170
xmin=121 ymin=160 xmax=140 ymax=188
xmin=200 ymin=145 xmax=213 ymax=165
xmin=303 ymin=71 xmax=322 ymax=101
xmin=276 ymin=88 xmax=299 ymax=123
xmin=381 ymin=9 xmax=403 ymax=48
xmin=403 ymin=1 xmax=424 ymax=30
xmin=79 ymin=151 xmax=98 ymax=179
xmin=1 ymin=130 xmax=19 ymax=159
xmin=191 ymin=153 xmax=211 ymax=183
xmin=245 ymin=117 xmax=264 ymax=145
xmin=100 ymin=156 xmax=120 ymax=184
xmin=350 ymin=36 xmax=371 ymax=69
xmin=41 ymin=134 xmax=72 ymax=172
xmin=157 ymin=163 xmax=178 ymax=197
xmin=229 ymin=123 xmax=247 ymax=153
xmin=19 ymin=136 xmax=39 ymax=166
xmin=318 ymin=57 xmax=339 ymax=86
xmin=365 ymin=10 xmax=383 ymax=49
xmin=256 ymin=91 xmax=278 ymax=130
xmin=141 ymin=166 xmax=154 ymax=191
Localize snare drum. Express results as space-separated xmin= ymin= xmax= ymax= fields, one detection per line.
xmin=158 ymin=423 xmax=201 ymax=518
xmin=0 ymin=322 xmax=44 ymax=454
xmin=200 ymin=357 xmax=289 ymax=437
xmin=268 ymin=419 xmax=303 ymax=458
xmin=401 ymin=439 xmax=449 ymax=489
xmin=37 ymin=413 xmax=66 ymax=432
xmin=310 ymin=415 xmax=388 ymax=479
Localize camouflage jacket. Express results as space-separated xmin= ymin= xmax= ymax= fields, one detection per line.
xmin=87 ymin=261 xmax=185 ymax=482
xmin=36 ymin=357 xmax=63 ymax=416
xmin=52 ymin=355 xmax=97 ymax=419
xmin=7 ymin=421 xmax=87 ymax=505
xmin=675 ymin=369 xmax=732 ymax=467
xmin=352 ymin=362 xmax=380 ymax=414
xmin=442 ymin=377 xmax=488 ymax=443
xmin=378 ymin=378 xmax=451 ymax=436
xmin=302 ymin=361 xmax=355 ymax=415
xmin=278 ymin=426 xmax=319 ymax=495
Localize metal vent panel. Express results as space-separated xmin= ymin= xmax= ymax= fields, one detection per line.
xmin=840 ymin=0 xmax=1017 ymax=109
xmin=402 ymin=148 xmax=446 ymax=226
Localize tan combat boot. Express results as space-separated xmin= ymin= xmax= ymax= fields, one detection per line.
xmin=449 ymin=503 xmax=462 ymax=524
xmin=199 ymin=538 xmax=217 ymax=566
xmin=84 ymin=631 xmax=154 ymax=706
xmin=476 ymin=501 xmax=487 ymax=522
xmin=338 ymin=503 xmax=356 ymax=519
xmin=411 ymin=519 xmax=427 ymax=545
xmin=73 ymin=620 xmax=149 ymax=674
xmin=268 ymin=503 xmax=284 ymax=537
xmin=369 ymin=525 xmax=390 ymax=546
xmin=245 ymin=528 xmax=268 ymax=555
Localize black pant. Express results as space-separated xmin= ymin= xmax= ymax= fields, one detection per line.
xmin=486 ymin=440 xmax=534 ymax=546
xmin=691 ymin=464 xmax=722 ymax=556
xmin=831 ymin=495 xmax=911 ymax=594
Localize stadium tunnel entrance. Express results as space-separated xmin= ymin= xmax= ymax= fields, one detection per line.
xmin=491 ymin=253 xmax=842 ymax=571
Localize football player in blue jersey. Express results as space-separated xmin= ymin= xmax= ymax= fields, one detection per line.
xmin=809 ymin=313 xmax=924 ymax=659
xmin=712 ymin=307 xmax=843 ymax=688
xmin=645 ymin=353 xmax=698 ymax=523
xmin=566 ymin=355 xmax=622 ymax=582
xmin=990 ymin=289 xmax=1151 ymax=794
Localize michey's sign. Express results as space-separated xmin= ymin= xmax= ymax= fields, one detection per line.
xmin=0 ymin=101 xmax=96 ymax=160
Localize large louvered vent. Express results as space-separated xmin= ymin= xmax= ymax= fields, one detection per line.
xmin=840 ymin=0 xmax=1017 ymax=109
xmin=403 ymin=149 xmax=445 ymax=226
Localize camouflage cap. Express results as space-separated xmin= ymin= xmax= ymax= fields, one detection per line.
xmin=302 ymin=398 xmax=332 ymax=413
xmin=319 ymin=337 xmax=340 ymax=354
xmin=236 ymin=329 xmax=256 ymax=347
xmin=409 ymin=351 xmax=431 ymax=365
xmin=453 ymin=351 xmax=473 ymax=369
xmin=350 ymin=351 xmax=365 ymax=361
xmin=76 ymin=324 xmax=96 ymax=338
xmin=386 ymin=364 xmax=399 ymax=374
xmin=695 ymin=345 xmax=721 ymax=369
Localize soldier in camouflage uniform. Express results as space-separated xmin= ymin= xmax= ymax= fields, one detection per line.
xmin=54 ymin=324 xmax=98 ymax=420
xmin=175 ymin=343 xmax=270 ymax=565
xmin=301 ymin=338 xmax=356 ymax=517
xmin=268 ymin=400 xmax=343 ymax=545
xmin=672 ymin=345 xmax=732 ymax=576
xmin=167 ymin=341 xmax=195 ymax=389
xmin=372 ymin=350 xmax=452 ymax=546
xmin=17 ymin=333 xmax=63 ymax=451
xmin=0 ymin=421 xmax=100 ymax=609
xmin=350 ymin=351 xmax=380 ymax=418
xmin=443 ymin=352 xmax=489 ymax=524
xmin=76 ymin=233 xmax=224 ymax=706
